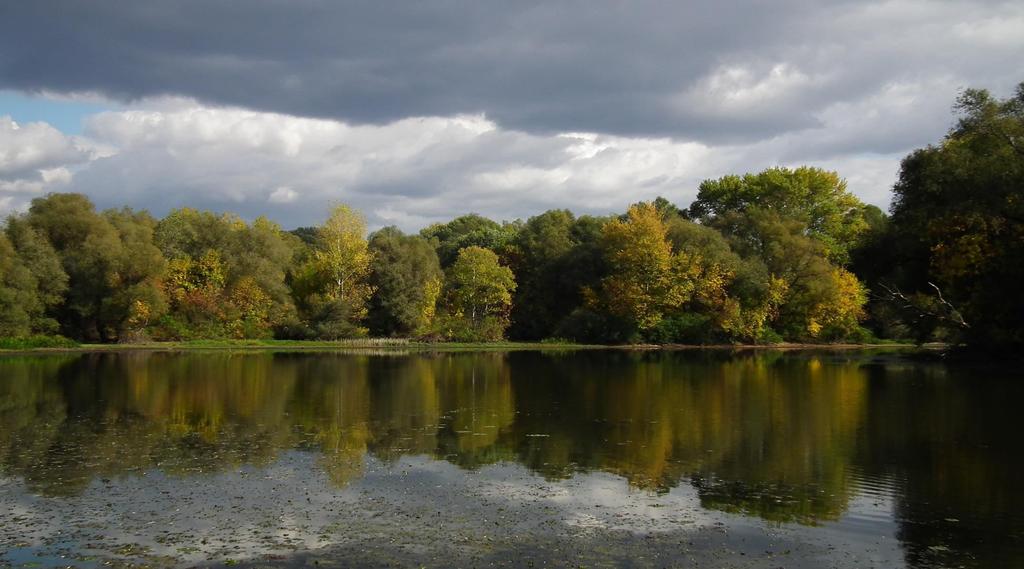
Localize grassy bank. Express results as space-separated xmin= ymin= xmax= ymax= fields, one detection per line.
xmin=0 ymin=335 xmax=80 ymax=350
xmin=78 ymin=339 xmax=604 ymax=352
xmin=0 ymin=336 xmax=922 ymax=354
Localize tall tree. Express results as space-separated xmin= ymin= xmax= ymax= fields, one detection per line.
xmin=658 ymin=215 xmax=749 ymax=343
xmin=26 ymin=194 xmax=124 ymax=340
xmin=883 ymin=83 xmax=1024 ymax=349
xmin=367 ymin=226 xmax=444 ymax=337
xmin=0 ymin=232 xmax=36 ymax=336
xmin=234 ymin=216 xmax=301 ymax=318
xmin=420 ymin=214 xmax=519 ymax=267
xmin=311 ymin=205 xmax=373 ymax=304
xmin=291 ymin=204 xmax=374 ymax=338
xmin=587 ymin=203 xmax=694 ymax=333
xmin=101 ymin=208 xmax=167 ymax=340
xmin=155 ymin=208 xmax=238 ymax=261
xmin=23 ymin=196 xmax=170 ymax=341
xmin=507 ymin=210 xmax=581 ymax=340
xmin=442 ymin=246 xmax=516 ymax=341
xmin=3 ymin=217 xmax=67 ymax=334
xmin=691 ymin=167 xmax=870 ymax=263
xmin=714 ymin=208 xmax=866 ymax=340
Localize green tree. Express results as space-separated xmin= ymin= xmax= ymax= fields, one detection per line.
xmin=507 ymin=210 xmax=583 ymax=340
xmin=24 ymin=197 xmax=168 ymax=341
xmin=234 ymin=216 xmax=301 ymax=321
xmin=652 ymin=195 xmax=690 ymax=221
xmin=100 ymin=208 xmax=168 ymax=341
xmin=0 ymin=232 xmax=36 ymax=336
xmin=367 ymin=226 xmax=444 ymax=337
xmin=289 ymin=226 xmax=320 ymax=247
xmin=882 ymin=83 xmax=1024 ymax=349
xmin=3 ymin=217 xmax=67 ymax=334
xmin=691 ymin=167 xmax=870 ymax=263
xmin=714 ymin=208 xmax=866 ymax=341
xmin=441 ymin=246 xmax=516 ymax=341
xmin=155 ymin=208 xmax=300 ymax=338
xmin=420 ymin=214 xmax=519 ymax=267
xmin=26 ymin=194 xmax=127 ymax=340
xmin=155 ymin=208 xmax=238 ymax=261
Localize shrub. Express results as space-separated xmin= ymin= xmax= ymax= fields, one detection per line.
xmin=432 ymin=313 xmax=507 ymax=342
xmin=647 ymin=313 xmax=717 ymax=344
xmin=0 ymin=335 xmax=79 ymax=349
xmin=554 ymin=309 xmax=635 ymax=344
xmin=755 ymin=328 xmax=784 ymax=344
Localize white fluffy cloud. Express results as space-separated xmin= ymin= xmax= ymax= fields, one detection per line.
xmin=0 ymin=116 xmax=102 ymax=212
xmin=676 ymin=63 xmax=830 ymax=123
xmin=0 ymin=76 xmax=975 ymax=229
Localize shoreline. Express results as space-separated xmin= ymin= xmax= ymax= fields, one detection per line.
xmin=0 ymin=339 xmax=926 ymax=355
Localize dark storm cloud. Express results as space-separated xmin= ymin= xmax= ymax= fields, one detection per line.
xmin=8 ymin=0 xmax=1018 ymax=144
xmin=2 ymin=0 xmax=1022 ymax=225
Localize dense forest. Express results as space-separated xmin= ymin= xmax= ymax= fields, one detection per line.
xmin=1 ymin=84 xmax=1021 ymax=350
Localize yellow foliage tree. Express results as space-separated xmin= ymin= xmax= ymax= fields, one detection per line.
xmin=125 ymin=299 xmax=153 ymax=333
xmin=443 ymin=246 xmax=516 ymax=341
xmin=721 ymin=275 xmax=789 ymax=342
xmin=417 ymin=276 xmax=443 ymax=335
xmin=807 ymin=268 xmax=867 ymax=339
xmin=227 ymin=276 xmax=274 ymax=338
xmin=591 ymin=203 xmax=695 ymax=331
xmin=162 ymin=250 xmax=229 ymax=330
xmin=165 ymin=250 xmax=227 ymax=300
xmin=162 ymin=250 xmax=278 ymax=338
xmin=448 ymin=247 xmax=515 ymax=322
xmin=309 ymin=204 xmax=374 ymax=316
xmin=296 ymin=203 xmax=376 ymax=333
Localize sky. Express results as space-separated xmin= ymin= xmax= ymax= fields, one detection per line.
xmin=1 ymin=1 xmax=1021 ymax=230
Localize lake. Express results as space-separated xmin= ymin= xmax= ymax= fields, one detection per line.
xmin=1 ymin=349 xmax=1021 ymax=568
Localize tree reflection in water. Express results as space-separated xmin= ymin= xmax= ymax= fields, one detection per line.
xmin=0 ymin=350 xmax=1022 ymax=567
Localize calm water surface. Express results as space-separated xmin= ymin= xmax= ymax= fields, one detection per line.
xmin=0 ymin=349 xmax=1021 ymax=568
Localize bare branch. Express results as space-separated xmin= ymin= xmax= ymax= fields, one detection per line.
xmin=927 ymin=282 xmax=970 ymax=328
xmin=874 ymin=281 xmax=969 ymax=329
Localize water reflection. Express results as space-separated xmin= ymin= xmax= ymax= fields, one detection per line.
xmin=0 ymin=350 xmax=1022 ymax=567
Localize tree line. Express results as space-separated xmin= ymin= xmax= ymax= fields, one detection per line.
xmin=1 ymin=83 xmax=1021 ymax=350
